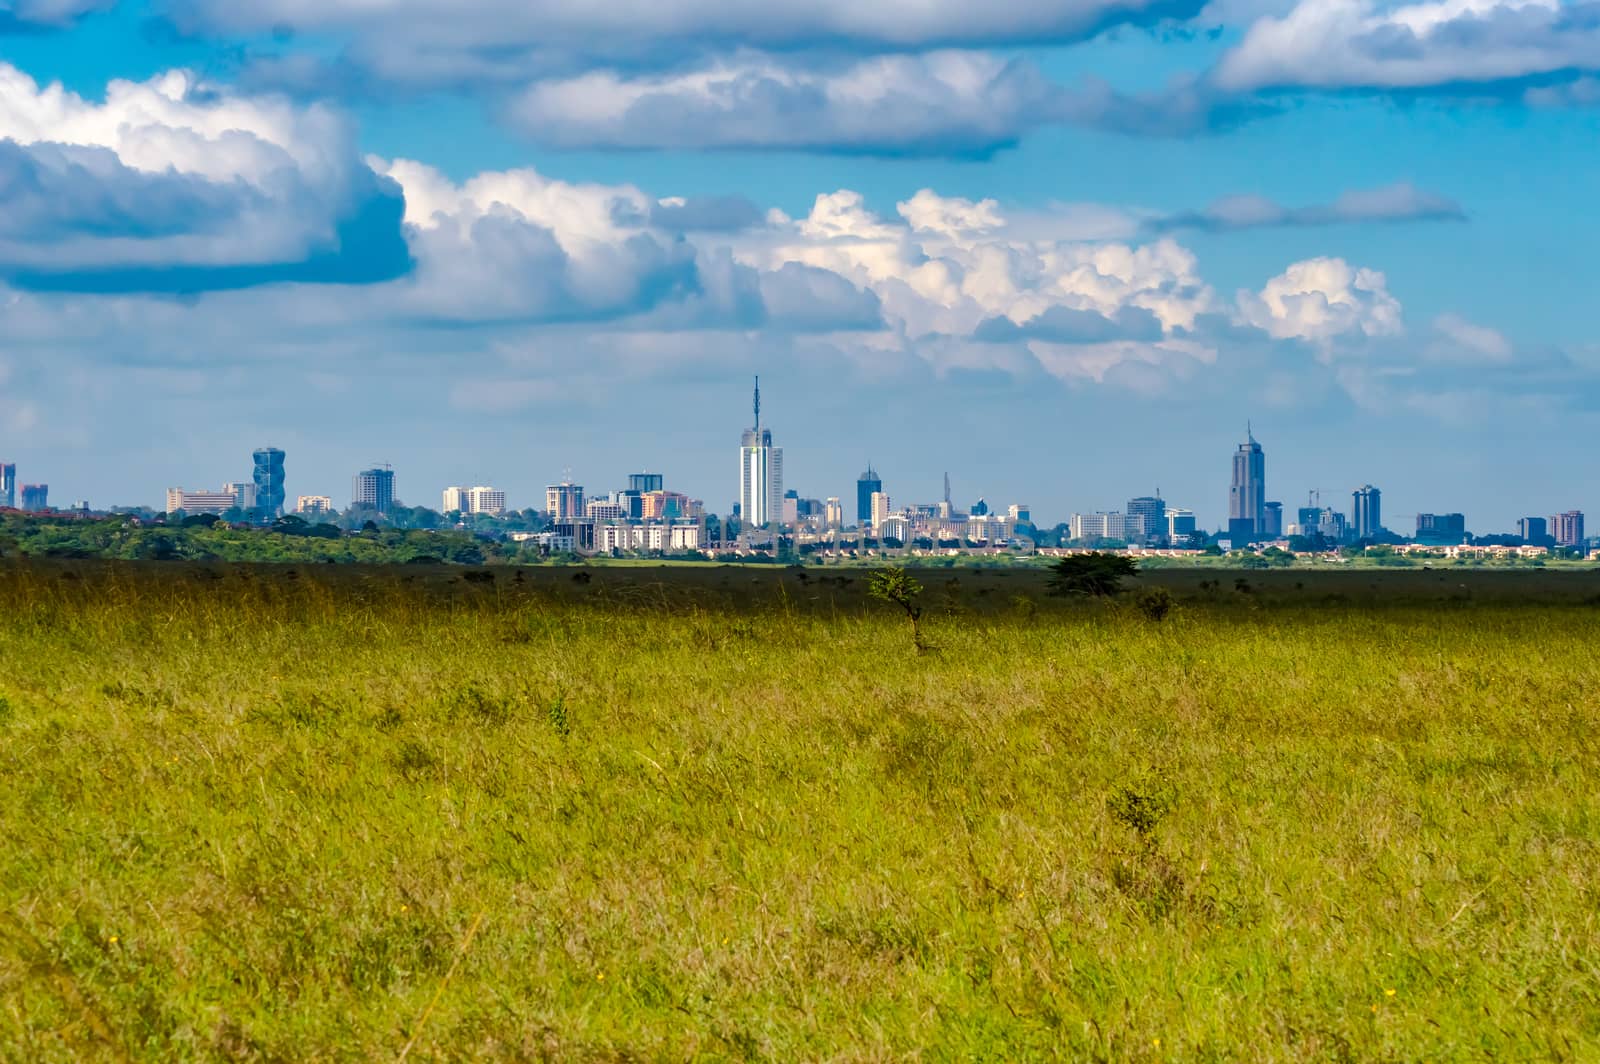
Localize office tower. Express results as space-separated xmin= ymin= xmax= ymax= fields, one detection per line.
xmin=546 ymin=481 xmax=584 ymax=520
xmin=252 ymin=447 xmax=285 ymax=520
xmin=1262 ymin=501 xmax=1284 ymax=538
xmin=1316 ymin=508 xmax=1348 ymax=542
xmin=781 ymin=489 xmax=799 ymax=526
xmin=1550 ymin=510 xmax=1585 ymax=548
xmin=1416 ymin=513 xmax=1467 ymax=543
xmin=824 ymin=497 xmax=843 ymax=529
xmin=1352 ymin=485 xmax=1382 ymax=540
xmin=1228 ymin=426 xmax=1266 ymax=542
xmin=224 ymin=481 xmax=258 ymax=512
xmin=166 ymin=488 xmax=239 ymax=515
xmin=1008 ymin=504 xmax=1031 ymax=524
xmin=1126 ymin=496 xmax=1167 ymax=543
xmin=1295 ymin=506 xmax=1322 ymax=535
xmin=738 ymin=377 xmax=783 ymax=528
xmin=19 ymin=484 xmax=47 ymax=510
xmin=856 ymin=465 xmax=882 ymax=525
xmin=353 ymin=467 xmax=395 ymax=514
xmin=641 ymin=490 xmax=694 ymax=520
xmin=629 ymin=473 xmax=664 ymax=494
xmin=870 ymin=491 xmax=892 ymax=531
xmin=971 ymin=498 xmax=989 ymax=517
xmin=1517 ymin=517 xmax=1548 ymax=544
xmin=296 ymin=495 xmax=334 ymax=516
xmin=0 ymin=463 xmax=14 ymax=508
xmin=442 ymin=486 xmax=468 ymax=513
xmin=1166 ymin=508 xmax=1197 ymax=541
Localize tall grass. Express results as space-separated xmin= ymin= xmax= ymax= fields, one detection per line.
xmin=1 ymin=562 xmax=1597 ymax=1059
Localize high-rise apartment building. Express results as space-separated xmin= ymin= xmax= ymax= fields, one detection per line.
xmin=20 ymin=485 xmax=47 ymax=511
xmin=1550 ymin=510 xmax=1585 ymax=548
xmin=353 ymin=467 xmax=395 ymax=514
xmin=547 ymin=481 xmax=584 ymax=520
xmin=738 ymin=377 xmax=783 ymax=528
xmin=1126 ymin=496 xmax=1167 ymax=543
xmin=1517 ymin=517 xmax=1548 ymax=544
xmin=1352 ymin=485 xmax=1382 ymax=540
xmin=1228 ymin=427 xmax=1266 ymax=542
xmin=442 ymin=486 xmax=468 ymax=513
xmin=0 ymin=463 xmax=14 ymax=509
xmin=856 ymin=465 xmax=881 ymax=526
xmin=252 ymin=448 xmax=285 ymax=520
xmin=296 ymin=496 xmax=334 ymax=516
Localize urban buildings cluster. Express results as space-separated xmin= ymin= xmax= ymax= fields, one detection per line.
xmin=1 ymin=387 xmax=1593 ymax=558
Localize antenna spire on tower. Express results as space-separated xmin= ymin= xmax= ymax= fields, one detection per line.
xmin=753 ymin=375 xmax=761 ymax=431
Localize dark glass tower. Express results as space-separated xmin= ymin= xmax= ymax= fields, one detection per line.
xmin=252 ymin=447 xmax=285 ymax=521
xmin=1352 ymin=485 xmax=1382 ymax=540
xmin=856 ymin=465 xmax=881 ymax=526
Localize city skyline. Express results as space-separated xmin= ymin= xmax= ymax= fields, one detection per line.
xmin=3 ymin=3 xmax=1600 ymax=535
xmin=3 ymin=386 xmax=1592 ymax=543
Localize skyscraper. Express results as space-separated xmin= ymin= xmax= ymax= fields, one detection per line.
xmin=252 ymin=447 xmax=285 ymax=521
xmin=1352 ymin=485 xmax=1382 ymax=540
xmin=1228 ymin=426 xmax=1265 ymax=542
xmin=738 ymin=377 xmax=783 ymax=528
xmin=628 ymin=473 xmax=664 ymax=494
xmin=1518 ymin=517 xmax=1549 ymax=545
xmin=20 ymin=484 xmax=48 ymax=511
xmin=0 ymin=463 xmax=14 ymax=509
xmin=856 ymin=465 xmax=881 ymax=526
xmin=353 ymin=467 xmax=395 ymax=514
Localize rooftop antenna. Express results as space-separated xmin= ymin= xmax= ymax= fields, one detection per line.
xmin=944 ymin=472 xmax=952 ymax=506
xmin=753 ymin=375 xmax=760 ymax=431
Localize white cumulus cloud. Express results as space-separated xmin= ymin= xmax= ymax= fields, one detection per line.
xmin=1214 ymin=0 xmax=1600 ymax=93
xmin=1237 ymin=256 xmax=1403 ymax=342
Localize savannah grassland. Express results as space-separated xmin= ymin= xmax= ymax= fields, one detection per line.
xmin=1 ymin=560 xmax=1598 ymax=1062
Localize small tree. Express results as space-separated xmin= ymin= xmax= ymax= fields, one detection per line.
xmin=1047 ymin=552 xmax=1137 ymax=597
xmin=869 ymin=568 xmax=930 ymax=653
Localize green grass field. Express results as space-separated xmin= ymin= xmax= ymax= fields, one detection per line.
xmin=2 ymin=560 xmax=1598 ymax=1060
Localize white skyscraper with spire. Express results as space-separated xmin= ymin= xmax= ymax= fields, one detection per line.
xmin=1229 ymin=424 xmax=1266 ymax=540
xmin=738 ymin=376 xmax=783 ymax=528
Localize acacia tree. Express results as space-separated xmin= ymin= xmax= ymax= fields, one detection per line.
xmin=1047 ymin=552 xmax=1138 ymax=597
xmin=869 ymin=568 xmax=930 ymax=653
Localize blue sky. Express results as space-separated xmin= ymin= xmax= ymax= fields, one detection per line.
xmin=1 ymin=0 xmax=1598 ymax=530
